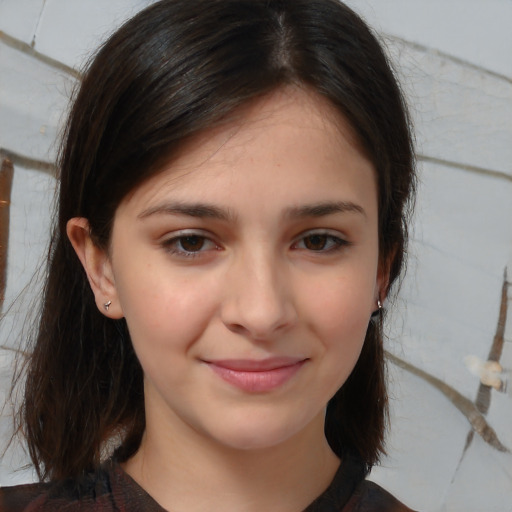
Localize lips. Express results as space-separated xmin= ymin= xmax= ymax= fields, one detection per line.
xmin=205 ymin=357 xmax=307 ymax=393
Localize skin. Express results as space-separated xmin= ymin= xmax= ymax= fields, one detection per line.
xmin=68 ymin=87 xmax=385 ymax=512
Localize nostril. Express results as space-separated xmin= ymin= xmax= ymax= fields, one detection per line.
xmin=219 ymin=262 xmax=297 ymax=339
xmin=224 ymin=322 xmax=248 ymax=335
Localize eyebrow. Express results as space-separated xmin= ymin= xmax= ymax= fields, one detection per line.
xmin=138 ymin=202 xmax=235 ymax=221
xmin=284 ymin=201 xmax=366 ymax=219
xmin=138 ymin=200 xmax=365 ymax=222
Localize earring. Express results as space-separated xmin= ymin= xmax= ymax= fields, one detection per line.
xmin=371 ymin=298 xmax=383 ymax=318
xmin=103 ymin=300 xmax=112 ymax=312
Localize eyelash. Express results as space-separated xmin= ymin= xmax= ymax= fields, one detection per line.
xmin=162 ymin=230 xmax=348 ymax=259
xmin=292 ymin=231 xmax=349 ymax=253
xmin=161 ymin=232 xmax=219 ymax=258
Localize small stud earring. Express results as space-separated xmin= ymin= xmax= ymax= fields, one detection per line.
xmin=103 ymin=300 xmax=112 ymax=311
xmin=371 ymin=298 xmax=383 ymax=318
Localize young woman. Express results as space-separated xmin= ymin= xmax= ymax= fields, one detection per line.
xmin=1 ymin=0 xmax=417 ymax=510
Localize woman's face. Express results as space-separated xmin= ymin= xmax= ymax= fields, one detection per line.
xmin=107 ymin=88 xmax=382 ymax=452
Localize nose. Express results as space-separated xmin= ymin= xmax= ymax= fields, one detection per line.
xmin=220 ymin=250 xmax=297 ymax=340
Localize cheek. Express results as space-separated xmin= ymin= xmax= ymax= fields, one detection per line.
xmin=305 ymin=274 xmax=375 ymax=334
xmin=114 ymin=261 xmax=221 ymax=351
xmin=301 ymin=273 xmax=374 ymax=379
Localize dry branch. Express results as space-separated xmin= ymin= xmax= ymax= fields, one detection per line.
xmin=0 ymin=157 xmax=14 ymax=309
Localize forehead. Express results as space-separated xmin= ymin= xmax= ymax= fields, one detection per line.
xmin=118 ymin=87 xmax=376 ymax=214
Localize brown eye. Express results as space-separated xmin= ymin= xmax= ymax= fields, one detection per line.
xmin=303 ymin=234 xmax=328 ymax=251
xmin=163 ymin=232 xmax=218 ymax=258
xmin=294 ymin=232 xmax=347 ymax=253
xmin=178 ymin=235 xmax=205 ymax=252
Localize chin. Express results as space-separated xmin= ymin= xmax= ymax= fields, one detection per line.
xmin=208 ymin=411 xmax=317 ymax=452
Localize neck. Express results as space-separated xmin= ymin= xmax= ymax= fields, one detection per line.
xmin=123 ymin=410 xmax=340 ymax=512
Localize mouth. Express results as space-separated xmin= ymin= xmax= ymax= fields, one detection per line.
xmin=204 ymin=357 xmax=308 ymax=393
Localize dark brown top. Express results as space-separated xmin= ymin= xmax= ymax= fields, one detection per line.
xmin=0 ymin=457 xmax=417 ymax=511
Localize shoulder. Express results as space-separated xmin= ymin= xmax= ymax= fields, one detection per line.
xmin=304 ymin=453 xmax=418 ymax=512
xmin=343 ymin=480 xmax=418 ymax=512
xmin=0 ymin=461 xmax=165 ymax=512
xmin=0 ymin=481 xmax=51 ymax=512
xmin=0 ymin=467 xmax=113 ymax=511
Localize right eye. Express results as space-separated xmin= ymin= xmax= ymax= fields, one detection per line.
xmin=162 ymin=233 xmax=219 ymax=258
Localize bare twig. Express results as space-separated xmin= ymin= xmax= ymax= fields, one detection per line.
xmin=417 ymin=154 xmax=512 ymax=184
xmin=0 ymin=30 xmax=80 ymax=79
xmin=0 ymin=158 xmax=14 ymax=310
xmin=459 ymin=269 xmax=510 ymax=462
xmin=0 ymin=149 xmax=55 ymax=177
xmin=386 ymin=351 xmax=509 ymax=453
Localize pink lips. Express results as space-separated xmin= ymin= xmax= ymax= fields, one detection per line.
xmin=205 ymin=357 xmax=307 ymax=393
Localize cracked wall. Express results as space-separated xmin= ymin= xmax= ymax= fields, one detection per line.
xmin=1 ymin=1 xmax=511 ymax=510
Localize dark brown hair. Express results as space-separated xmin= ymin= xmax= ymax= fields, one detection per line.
xmin=16 ymin=0 xmax=415 ymax=480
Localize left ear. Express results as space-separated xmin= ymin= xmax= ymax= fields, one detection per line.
xmin=66 ymin=217 xmax=124 ymax=319
xmin=375 ymin=255 xmax=393 ymax=306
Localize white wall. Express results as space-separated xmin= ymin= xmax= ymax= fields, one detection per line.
xmin=343 ymin=3 xmax=512 ymax=511
xmin=1 ymin=1 xmax=511 ymax=510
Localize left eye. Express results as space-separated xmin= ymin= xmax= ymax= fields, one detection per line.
xmin=294 ymin=233 xmax=346 ymax=252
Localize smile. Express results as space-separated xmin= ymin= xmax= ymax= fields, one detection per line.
xmin=204 ymin=357 xmax=308 ymax=393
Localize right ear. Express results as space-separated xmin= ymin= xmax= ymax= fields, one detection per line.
xmin=66 ymin=217 xmax=123 ymax=319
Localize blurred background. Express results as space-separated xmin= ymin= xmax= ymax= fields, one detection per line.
xmin=1 ymin=1 xmax=511 ymax=510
